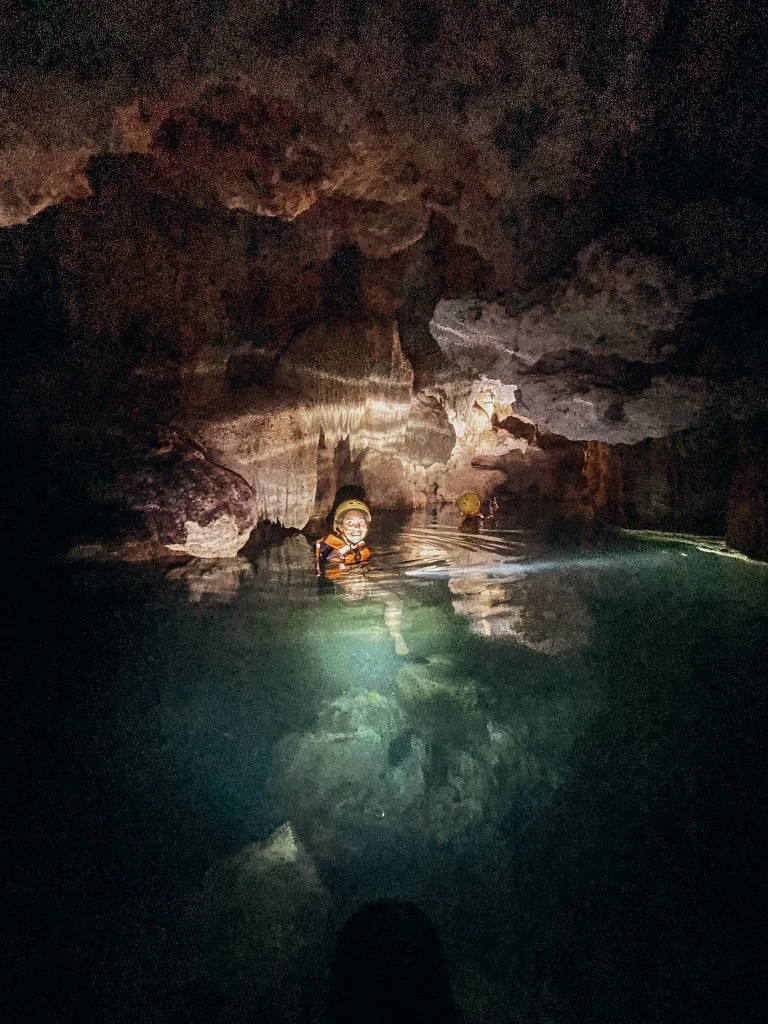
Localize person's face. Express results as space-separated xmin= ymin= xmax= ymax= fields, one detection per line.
xmin=340 ymin=512 xmax=369 ymax=544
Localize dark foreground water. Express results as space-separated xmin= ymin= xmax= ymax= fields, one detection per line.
xmin=6 ymin=512 xmax=768 ymax=1023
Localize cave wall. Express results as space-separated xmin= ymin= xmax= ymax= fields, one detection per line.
xmin=2 ymin=154 xmax=766 ymax=557
xmin=3 ymin=1 xmax=768 ymax=557
xmin=726 ymin=417 xmax=768 ymax=561
xmin=611 ymin=421 xmax=736 ymax=534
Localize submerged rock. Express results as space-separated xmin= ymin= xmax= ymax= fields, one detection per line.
xmin=165 ymin=556 xmax=254 ymax=602
xmin=272 ymin=691 xmax=420 ymax=856
xmin=193 ymin=823 xmax=330 ymax=973
xmin=271 ymin=658 xmax=534 ymax=856
xmin=395 ymin=661 xmax=485 ymax=743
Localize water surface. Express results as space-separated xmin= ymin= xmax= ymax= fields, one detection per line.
xmin=8 ymin=512 xmax=767 ymax=1022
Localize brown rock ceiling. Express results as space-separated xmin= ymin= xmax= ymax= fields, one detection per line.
xmin=2 ymin=1 xmax=768 ymax=554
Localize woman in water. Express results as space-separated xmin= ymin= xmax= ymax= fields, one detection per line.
xmin=316 ymin=499 xmax=408 ymax=656
xmin=315 ymin=499 xmax=372 ymax=572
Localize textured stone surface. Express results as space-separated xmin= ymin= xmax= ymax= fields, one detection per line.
xmin=193 ymin=822 xmax=330 ymax=971
xmin=430 ymin=236 xmax=711 ymax=444
xmin=726 ymin=419 xmax=768 ymax=560
xmin=2 ymin=1 xmax=768 ymax=555
xmin=432 ymin=240 xmax=689 ymax=370
xmin=124 ymin=452 xmax=255 ymax=556
xmin=192 ymin=318 xmax=415 ymax=528
xmin=0 ymin=2 xmax=665 ymax=243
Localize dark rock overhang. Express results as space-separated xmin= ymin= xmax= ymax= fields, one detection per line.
xmin=3 ymin=1 xmax=768 ymax=555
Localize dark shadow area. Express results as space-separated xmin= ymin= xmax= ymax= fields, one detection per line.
xmin=328 ymin=899 xmax=458 ymax=1024
xmin=324 ymin=244 xmax=363 ymax=317
xmin=3 ymin=562 xmax=216 ymax=1023
xmin=332 ymin=483 xmax=368 ymax=510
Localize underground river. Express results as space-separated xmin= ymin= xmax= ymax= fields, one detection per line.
xmin=7 ymin=511 xmax=767 ymax=1023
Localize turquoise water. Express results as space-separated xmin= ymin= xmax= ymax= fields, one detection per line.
xmin=8 ymin=512 xmax=768 ymax=1022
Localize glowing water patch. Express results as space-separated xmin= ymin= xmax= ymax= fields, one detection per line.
xmin=404 ymin=551 xmax=670 ymax=579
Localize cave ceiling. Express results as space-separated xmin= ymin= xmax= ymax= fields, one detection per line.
xmin=2 ymin=1 xmax=768 ymax=547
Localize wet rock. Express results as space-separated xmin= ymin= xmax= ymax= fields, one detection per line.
xmin=193 ymin=823 xmax=330 ymax=973
xmin=402 ymin=393 xmax=457 ymax=469
xmin=357 ymin=450 xmax=414 ymax=510
xmin=404 ymin=379 xmax=522 ymax=503
xmin=124 ymin=452 xmax=255 ymax=557
xmin=496 ymin=432 xmax=592 ymax=525
xmin=270 ymin=650 xmax=554 ymax=854
xmin=272 ymin=691 xmax=420 ymax=856
xmin=395 ymin=661 xmax=485 ymax=743
xmin=390 ymin=672 xmax=523 ymax=848
xmin=428 ymin=727 xmax=518 ymax=847
xmin=726 ymin=418 xmax=768 ymax=560
xmin=165 ymin=557 xmax=254 ymax=602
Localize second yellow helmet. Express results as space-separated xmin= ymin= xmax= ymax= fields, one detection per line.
xmin=456 ymin=491 xmax=482 ymax=516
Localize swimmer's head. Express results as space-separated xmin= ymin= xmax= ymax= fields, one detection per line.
xmin=456 ymin=491 xmax=482 ymax=517
xmin=334 ymin=499 xmax=371 ymax=544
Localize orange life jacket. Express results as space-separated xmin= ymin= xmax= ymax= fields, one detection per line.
xmin=315 ymin=532 xmax=371 ymax=572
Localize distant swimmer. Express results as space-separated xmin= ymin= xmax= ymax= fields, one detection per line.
xmin=456 ymin=491 xmax=483 ymax=525
xmin=456 ymin=491 xmax=498 ymax=527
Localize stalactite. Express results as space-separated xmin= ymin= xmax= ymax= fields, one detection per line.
xmin=582 ymin=441 xmax=623 ymax=524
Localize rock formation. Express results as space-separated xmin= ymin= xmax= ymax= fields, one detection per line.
xmin=193 ymin=822 xmax=330 ymax=971
xmin=2 ymin=1 xmax=768 ymax=556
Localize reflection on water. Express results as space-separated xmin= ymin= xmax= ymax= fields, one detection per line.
xmin=250 ymin=518 xmax=604 ymax=873
xmin=166 ymin=557 xmax=255 ymax=602
xmin=12 ymin=510 xmax=768 ymax=1024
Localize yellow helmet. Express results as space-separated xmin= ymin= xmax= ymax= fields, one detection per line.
xmin=333 ymin=499 xmax=371 ymax=534
xmin=456 ymin=491 xmax=482 ymax=516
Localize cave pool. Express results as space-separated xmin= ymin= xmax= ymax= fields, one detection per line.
xmin=7 ymin=510 xmax=767 ymax=1023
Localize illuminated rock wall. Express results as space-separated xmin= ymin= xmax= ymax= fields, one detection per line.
xmin=194 ymin=319 xmax=415 ymax=530
xmin=3 ymin=2 xmax=768 ymax=556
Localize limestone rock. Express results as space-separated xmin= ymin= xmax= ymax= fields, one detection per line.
xmin=514 ymin=371 xmax=709 ymax=444
xmin=432 ymin=239 xmax=689 ymax=370
xmin=3 ymin=1 xmax=768 ymax=556
xmin=395 ymin=661 xmax=485 ymax=743
xmin=610 ymin=422 xmax=734 ymax=534
xmin=726 ymin=419 xmax=768 ymax=560
xmin=0 ymin=76 xmax=96 ymax=227
xmin=125 ymin=453 xmax=255 ymax=557
xmin=402 ymin=393 xmax=457 ymax=468
xmin=194 ymin=823 xmax=330 ymax=972
xmin=194 ymin=319 xmax=414 ymax=528
xmin=430 ymin=237 xmax=712 ymax=443
xmin=272 ymin=690 xmax=417 ymax=856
